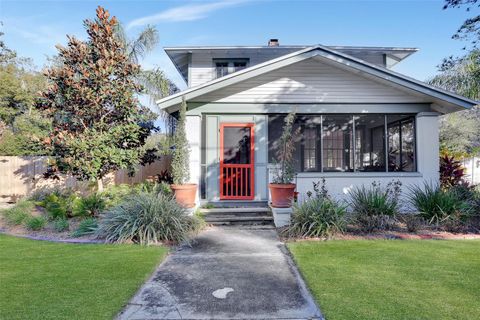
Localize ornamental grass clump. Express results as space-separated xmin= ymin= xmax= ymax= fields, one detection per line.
xmin=72 ymin=218 xmax=98 ymax=237
xmin=286 ymin=197 xmax=347 ymax=238
xmin=1 ymin=200 xmax=34 ymax=225
xmin=349 ymin=180 xmax=402 ymax=232
xmin=285 ymin=180 xmax=347 ymax=238
xmin=408 ymin=183 xmax=471 ymax=229
xmin=96 ymin=191 xmax=202 ymax=244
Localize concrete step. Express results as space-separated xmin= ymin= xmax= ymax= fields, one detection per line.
xmin=204 ymin=215 xmax=274 ymax=226
xmin=200 ymin=207 xmax=270 ymax=216
xmin=201 ymin=201 xmax=268 ymax=208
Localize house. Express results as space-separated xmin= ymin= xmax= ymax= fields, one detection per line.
xmin=157 ymin=39 xmax=477 ymax=212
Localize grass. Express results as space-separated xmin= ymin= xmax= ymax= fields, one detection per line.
xmin=0 ymin=234 xmax=168 ymax=320
xmin=288 ymin=240 xmax=480 ymax=320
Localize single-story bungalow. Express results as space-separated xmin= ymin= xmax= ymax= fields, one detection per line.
xmin=157 ymin=40 xmax=477 ymax=209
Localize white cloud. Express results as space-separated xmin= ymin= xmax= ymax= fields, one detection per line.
xmin=127 ymin=0 xmax=247 ymax=29
xmin=8 ymin=24 xmax=68 ymax=48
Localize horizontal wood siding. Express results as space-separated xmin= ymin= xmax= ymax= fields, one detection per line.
xmin=193 ymin=58 xmax=426 ymax=104
xmin=189 ymin=49 xmax=392 ymax=87
xmin=190 ymin=48 xmax=300 ymax=87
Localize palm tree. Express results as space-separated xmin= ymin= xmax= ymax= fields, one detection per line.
xmin=428 ymin=50 xmax=480 ymax=101
xmin=428 ymin=50 xmax=480 ymax=155
xmin=114 ymin=23 xmax=177 ymax=135
xmin=115 ymin=23 xmax=177 ymax=100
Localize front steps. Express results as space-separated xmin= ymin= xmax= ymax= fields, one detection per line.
xmin=200 ymin=207 xmax=274 ymax=226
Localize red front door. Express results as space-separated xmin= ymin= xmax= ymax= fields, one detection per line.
xmin=219 ymin=123 xmax=255 ymax=200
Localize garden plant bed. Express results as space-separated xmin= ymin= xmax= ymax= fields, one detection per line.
xmin=0 ymin=206 xmax=97 ymax=242
xmin=0 ymin=234 xmax=168 ymax=320
xmin=286 ymin=230 xmax=480 ymax=241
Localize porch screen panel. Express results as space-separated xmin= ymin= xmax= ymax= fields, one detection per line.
xmin=223 ymin=127 xmax=251 ymax=164
xmin=303 ymin=127 xmax=317 ymax=171
xmin=322 ymin=115 xmax=354 ymax=172
xmin=267 ymin=113 xmax=416 ymax=173
xmin=387 ymin=115 xmax=416 ymax=172
xmin=354 ymin=115 xmax=386 ymax=172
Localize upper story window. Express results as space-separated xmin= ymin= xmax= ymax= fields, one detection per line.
xmin=214 ymin=59 xmax=249 ymax=78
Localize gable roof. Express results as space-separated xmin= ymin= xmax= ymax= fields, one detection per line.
xmin=157 ymin=45 xmax=478 ymax=113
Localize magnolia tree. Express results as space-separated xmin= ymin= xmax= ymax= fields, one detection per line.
xmin=38 ymin=7 xmax=156 ymax=190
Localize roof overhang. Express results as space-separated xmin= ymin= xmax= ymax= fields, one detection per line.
xmin=158 ymin=45 xmax=477 ymax=114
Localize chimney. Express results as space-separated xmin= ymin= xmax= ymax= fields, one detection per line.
xmin=268 ymin=39 xmax=279 ymax=47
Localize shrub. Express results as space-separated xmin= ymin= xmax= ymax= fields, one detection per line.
xmin=73 ymin=193 xmax=106 ymax=217
xmin=24 ymin=216 xmax=47 ymax=231
xmin=408 ymin=183 xmax=471 ymax=226
xmin=39 ymin=194 xmax=68 ymax=219
xmin=272 ymin=112 xmax=300 ymax=184
xmin=157 ymin=182 xmax=172 ymax=196
xmin=440 ymin=154 xmax=467 ymax=189
xmin=96 ymin=191 xmax=202 ymax=244
xmin=71 ymin=218 xmax=98 ymax=237
xmin=171 ymin=97 xmax=190 ymax=185
xmin=53 ymin=218 xmax=69 ymax=232
xmin=348 ymin=180 xmax=402 ymax=232
xmin=38 ymin=192 xmax=80 ymax=220
xmin=157 ymin=169 xmax=173 ymax=184
xmin=1 ymin=200 xmax=34 ymax=225
xmin=99 ymin=184 xmax=133 ymax=208
xmin=285 ymin=196 xmax=347 ymax=238
xmin=133 ymin=181 xmax=171 ymax=195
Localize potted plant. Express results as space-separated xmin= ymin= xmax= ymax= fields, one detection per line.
xmin=269 ymin=112 xmax=298 ymax=207
xmin=170 ymin=97 xmax=197 ymax=208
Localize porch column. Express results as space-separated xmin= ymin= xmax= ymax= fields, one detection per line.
xmin=186 ymin=115 xmax=201 ymax=206
xmin=415 ymin=112 xmax=440 ymax=183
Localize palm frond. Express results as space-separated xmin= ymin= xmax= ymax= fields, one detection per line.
xmin=127 ymin=25 xmax=159 ymax=64
xmin=428 ymin=50 xmax=480 ymax=100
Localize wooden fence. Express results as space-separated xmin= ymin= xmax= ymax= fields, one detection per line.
xmin=0 ymin=156 xmax=171 ymax=203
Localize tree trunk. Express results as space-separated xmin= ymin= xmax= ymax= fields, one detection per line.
xmin=97 ymin=178 xmax=104 ymax=192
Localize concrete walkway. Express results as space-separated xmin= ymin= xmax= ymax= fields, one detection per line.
xmin=118 ymin=226 xmax=323 ymax=320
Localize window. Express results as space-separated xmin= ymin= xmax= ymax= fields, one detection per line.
xmin=268 ymin=114 xmax=417 ymax=173
xmin=387 ymin=115 xmax=416 ymax=172
xmin=233 ymin=61 xmax=247 ymax=72
xmin=213 ymin=59 xmax=249 ymax=78
xmin=355 ymin=115 xmax=386 ymax=172
xmin=215 ymin=62 xmax=229 ymax=78
xmin=323 ymin=115 xmax=353 ymax=172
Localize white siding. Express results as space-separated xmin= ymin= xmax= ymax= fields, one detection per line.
xmin=190 ymin=48 xmax=300 ymax=87
xmin=188 ymin=48 xmax=392 ymax=87
xmin=193 ymin=58 xmax=426 ymax=104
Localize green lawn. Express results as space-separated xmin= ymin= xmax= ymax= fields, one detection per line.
xmin=0 ymin=234 xmax=168 ymax=320
xmin=288 ymin=240 xmax=480 ymax=320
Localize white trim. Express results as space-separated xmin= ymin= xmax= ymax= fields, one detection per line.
xmin=296 ymin=172 xmax=423 ymax=178
xmin=158 ymin=46 xmax=477 ymax=112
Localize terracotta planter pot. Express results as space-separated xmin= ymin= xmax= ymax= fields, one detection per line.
xmin=170 ymin=184 xmax=198 ymax=208
xmin=269 ymin=183 xmax=296 ymax=208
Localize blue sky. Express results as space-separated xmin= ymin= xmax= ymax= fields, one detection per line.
xmin=0 ymin=0 xmax=474 ymax=89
